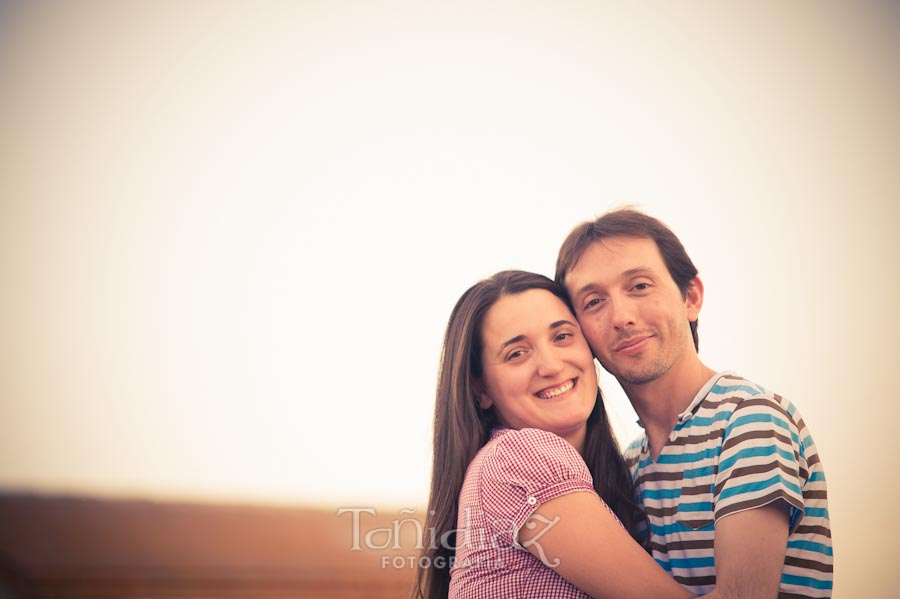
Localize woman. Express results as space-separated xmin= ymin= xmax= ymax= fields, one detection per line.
xmin=413 ymin=271 xmax=692 ymax=599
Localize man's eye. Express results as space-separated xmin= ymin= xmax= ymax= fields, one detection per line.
xmin=633 ymin=283 xmax=651 ymax=292
xmin=584 ymin=298 xmax=601 ymax=310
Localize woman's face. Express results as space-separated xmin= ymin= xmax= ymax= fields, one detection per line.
xmin=477 ymin=288 xmax=598 ymax=451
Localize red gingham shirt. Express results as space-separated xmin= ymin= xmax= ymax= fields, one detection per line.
xmin=448 ymin=427 xmax=609 ymax=598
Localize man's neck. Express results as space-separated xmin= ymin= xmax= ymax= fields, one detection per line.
xmin=623 ymin=357 xmax=717 ymax=460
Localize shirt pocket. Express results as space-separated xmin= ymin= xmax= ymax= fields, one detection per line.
xmin=675 ymin=484 xmax=715 ymax=531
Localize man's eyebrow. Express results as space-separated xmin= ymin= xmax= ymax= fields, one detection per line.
xmin=573 ymin=267 xmax=655 ymax=297
xmin=623 ymin=267 xmax=654 ymax=278
xmin=572 ymin=282 xmax=598 ymax=298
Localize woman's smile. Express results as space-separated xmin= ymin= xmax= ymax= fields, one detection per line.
xmin=477 ymin=289 xmax=597 ymax=448
xmin=536 ymin=378 xmax=577 ymax=400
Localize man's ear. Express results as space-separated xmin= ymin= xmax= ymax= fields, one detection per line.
xmin=473 ymin=379 xmax=493 ymax=410
xmin=685 ymin=276 xmax=704 ymax=322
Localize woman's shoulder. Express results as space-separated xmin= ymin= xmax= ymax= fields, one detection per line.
xmin=478 ymin=427 xmax=588 ymax=478
xmin=487 ymin=427 xmax=576 ymax=454
xmin=469 ymin=427 xmax=596 ymax=532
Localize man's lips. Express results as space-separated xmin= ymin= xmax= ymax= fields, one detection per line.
xmin=613 ymin=335 xmax=652 ymax=354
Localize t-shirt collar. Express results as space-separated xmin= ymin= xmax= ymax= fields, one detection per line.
xmin=635 ymin=370 xmax=735 ymax=429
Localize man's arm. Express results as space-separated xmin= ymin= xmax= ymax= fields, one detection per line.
xmin=703 ymin=501 xmax=790 ymax=599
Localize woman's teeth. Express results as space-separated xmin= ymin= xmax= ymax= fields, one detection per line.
xmin=537 ymin=379 xmax=575 ymax=399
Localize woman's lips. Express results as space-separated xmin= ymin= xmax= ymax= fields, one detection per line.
xmin=536 ymin=378 xmax=576 ymax=399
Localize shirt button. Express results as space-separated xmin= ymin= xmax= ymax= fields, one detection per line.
xmin=669 ymin=432 xmax=678 ymax=442
xmin=527 ymin=496 xmax=537 ymax=505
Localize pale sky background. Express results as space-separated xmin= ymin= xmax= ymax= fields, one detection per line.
xmin=1 ymin=2 xmax=898 ymax=596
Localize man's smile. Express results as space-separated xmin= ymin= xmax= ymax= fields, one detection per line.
xmin=613 ymin=334 xmax=653 ymax=355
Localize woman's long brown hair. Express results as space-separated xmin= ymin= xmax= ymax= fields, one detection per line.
xmin=412 ymin=271 xmax=647 ymax=599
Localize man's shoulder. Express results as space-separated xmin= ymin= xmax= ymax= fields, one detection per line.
xmin=702 ymin=372 xmax=806 ymax=426
xmin=705 ymin=372 xmax=771 ymax=402
xmin=699 ymin=372 xmax=794 ymax=416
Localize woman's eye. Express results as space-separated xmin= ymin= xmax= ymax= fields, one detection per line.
xmin=506 ymin=350 xmax=525 ymax=361
xmin=555 ymin=332 xmax=573 ymax=342
xmin=633 ymin=282 xmax=651 ymax=292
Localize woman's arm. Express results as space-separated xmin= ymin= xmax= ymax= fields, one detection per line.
xmin=518 ymin=491 xmax=694 ymax=599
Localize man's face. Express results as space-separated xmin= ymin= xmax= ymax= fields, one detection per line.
xmin=564 ymin=236 xmax=701 ymax=386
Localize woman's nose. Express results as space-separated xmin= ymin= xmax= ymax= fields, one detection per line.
xmin=535 ymin=346 xmax=564 ymax=377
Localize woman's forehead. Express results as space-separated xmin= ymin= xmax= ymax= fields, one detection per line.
xmin=482 ymin=290 xmax=572 ymax=340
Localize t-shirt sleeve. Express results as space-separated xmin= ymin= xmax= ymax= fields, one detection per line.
xmin=713 ymin=395 xmax=806 ymax=531
xmin=478 ymin=428 xmax=597 ymax=549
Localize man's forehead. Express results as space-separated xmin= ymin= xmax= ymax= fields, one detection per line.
xmin=567 ymin=237 xmax=665 ymax=288
xmin=590 ymin=235 xmax=657 ymax=254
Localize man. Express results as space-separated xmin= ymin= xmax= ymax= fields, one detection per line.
xmin=555 ymin=209 xmax=832 ymax=598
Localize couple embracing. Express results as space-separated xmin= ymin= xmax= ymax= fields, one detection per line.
xmin=414 ymin=209 xmax=832 ymax=599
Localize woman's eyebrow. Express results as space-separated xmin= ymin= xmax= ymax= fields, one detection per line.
xmin=495 ymin=320 xmax=576 ymax=357
xmin=496 ymin=334 xmax=526 ymax=357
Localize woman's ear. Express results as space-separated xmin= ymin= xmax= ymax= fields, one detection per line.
xmin=473 ymin=379 xmax=493 ymax=410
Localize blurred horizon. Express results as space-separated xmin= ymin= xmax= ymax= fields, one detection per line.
xmin=0 ymin=484 xmax=427 ymax=512
xmin=0 ymin=492 xmax=423 ymax=598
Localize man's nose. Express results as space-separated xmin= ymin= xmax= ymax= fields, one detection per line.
xmin=609 ymin=295 xmax=637 ymax=330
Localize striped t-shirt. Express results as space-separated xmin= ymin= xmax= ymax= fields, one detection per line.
xmin=624 ymin=372 xmax=833 ymax=598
